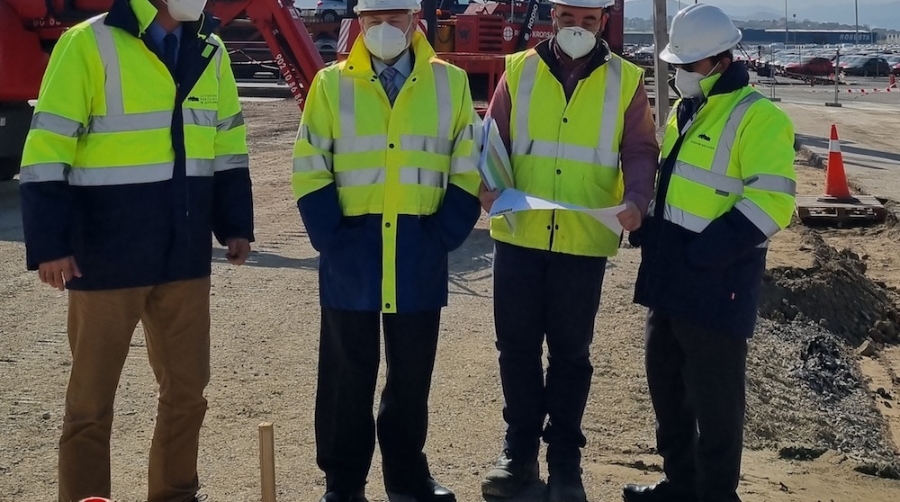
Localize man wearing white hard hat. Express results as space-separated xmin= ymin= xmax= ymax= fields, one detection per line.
xmin=291 ymin=0 xmax=482 ymax=501
xmin=624 ymin=4 xmax=796 ymax=502
xmin=479 ymin=0 xmax=659 ymax=500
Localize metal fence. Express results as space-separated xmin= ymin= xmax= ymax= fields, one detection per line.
xmin=752 ymin=68 xmax=899 ymax=108
xmin=748 ymin=45 xmax=900 ymax=108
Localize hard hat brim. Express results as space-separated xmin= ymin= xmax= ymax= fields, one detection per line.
xmin=659 ymin=46 xmax=692 ymax=64
xmin=659 ymin=31 xmax=743 ymax=65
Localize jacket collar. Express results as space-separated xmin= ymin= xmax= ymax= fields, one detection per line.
xmin=343 ymin=31 xmax=436 ymax=79
xmin=676 ymin=61 xmax=751 ymax=128
xmin=105 ymin=0 xmax=219 ymax=41
xmin=706 ymin=60 xmax=750 ymax=97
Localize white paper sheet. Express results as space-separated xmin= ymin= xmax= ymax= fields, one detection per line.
xmin=489 ymin=189 xmax=626 ymax=235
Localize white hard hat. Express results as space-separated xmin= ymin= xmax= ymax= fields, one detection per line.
xmin=660 ymin=4 xmax=742 ymax=64
xmin=549 ymin=0 xmax=616 ymax=8
xmin=354 ymin=0 xmax=421 ymax=13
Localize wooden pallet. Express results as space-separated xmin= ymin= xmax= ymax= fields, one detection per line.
xmin=796 ymin=195 xmax=888 ymax=224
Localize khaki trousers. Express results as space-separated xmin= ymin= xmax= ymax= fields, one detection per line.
xmin=58 ymin=277 xmax=211 ymax=502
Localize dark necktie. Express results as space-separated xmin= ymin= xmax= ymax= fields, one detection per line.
xmin=380 ymin=66 xmax=400 ymax=105
xmin=163 ymin=33 xmax=178 ymax=73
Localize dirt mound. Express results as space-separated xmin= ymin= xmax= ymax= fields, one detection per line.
xmin=746 ymin=319 xmax=896 ymax=463
xmin=759 ymin=231 xmax=900 ymax=345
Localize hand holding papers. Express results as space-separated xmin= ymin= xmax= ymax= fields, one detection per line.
xmin=476 ymin=115 xmax=626 ymax=235
xmin=489 ymin=189 xmax=626 ymax=235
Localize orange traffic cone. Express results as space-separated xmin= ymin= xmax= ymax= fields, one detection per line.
xmin=825 ymin=124 xmax=852 ymax=199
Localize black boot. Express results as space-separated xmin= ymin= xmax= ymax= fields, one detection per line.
xmin=546 ymin=463 xmax=586 ymax=502
xmin=481 ymin=449 xmax=540 ymax=498
xmin=622 ymin=479 xmax=697 ymax=502
xmin=318 ymin=487 xmax=368 ymax=502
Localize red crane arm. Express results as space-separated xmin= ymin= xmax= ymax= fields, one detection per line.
xmin=209 ymin=0 xmax=325 ymax=108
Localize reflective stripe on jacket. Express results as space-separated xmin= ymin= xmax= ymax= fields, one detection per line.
xmin=292 ymin=32 xmax=481 ymax=313
xmin=20 ymin=0 xmax=253 ymax=290
xmin=634 ymin=62 xmax=796 ymax=337
xmin=490 ymin=45 xmax=643 ymax=258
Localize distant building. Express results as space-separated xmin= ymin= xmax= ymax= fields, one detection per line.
xmin=623 ymin=28 xmax=879 ymax=48
xmin=623 ymin=31 xmax=654 ymax=46
xmin=740 ymin=28 xmax=876 ymax=46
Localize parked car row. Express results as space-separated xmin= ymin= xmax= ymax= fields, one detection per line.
xmin=753 ymin=45 xmax=900 ymax=77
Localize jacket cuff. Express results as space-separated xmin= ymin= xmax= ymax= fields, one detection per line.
xmin=213 ymin=168 xmax=255 ymax=245
xmin=297 ymin=183 xmax=344 ymax=252
xmin=20 ymin=181 xmax=73 ymax=270
xmin=426 ymin=184 xmax=481 ymax=252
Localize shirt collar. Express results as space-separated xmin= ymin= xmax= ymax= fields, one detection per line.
xmin=371 ymin=49 xmax=413 ymax=78
xmin=147 ymin=21 xmax=183 ymax=46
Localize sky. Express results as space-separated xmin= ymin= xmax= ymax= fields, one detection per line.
xmin=294 ymin=0 xmax=899 ymax=29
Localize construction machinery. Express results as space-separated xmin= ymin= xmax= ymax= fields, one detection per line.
xmin=0 ymin=0 xmax=325 ymax=181
xmin=0 ymin=0 xmax=626 ymax=181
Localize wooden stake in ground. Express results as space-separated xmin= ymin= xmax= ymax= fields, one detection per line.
xmin=259 ymin=422 xmax=276 ymax=502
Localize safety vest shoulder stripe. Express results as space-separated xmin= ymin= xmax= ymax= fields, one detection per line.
xmin=339 ymin=77 xmax=356 ymax=139
xmin=89 ymin=17 xmax=124 ymax=117
xmin=335 ymin=167 xmax=448 ymax=189
xmin=213 ymin=154 xmax=249 ymax=172
xmin=598 ymin=56 xmax=623 ymax=156
xmin=744 ymin=174 xmax=796 ymax=195
xmin=709 ymin=91 xmax=764 ymax=175
xmin=18 ymin=163 xmax=69 ymax=184
xmin=217 ymin=112 xmax=245 ymax=132
xmin=735 ymin=198 xmax=781 ymax=237
xmin=431 ymin=62 xmax=453 ymax=140
xmin=31 ymin=112 xmax=84 ymax=138
xmin=512 ymin=54 xmax=540 ymax=150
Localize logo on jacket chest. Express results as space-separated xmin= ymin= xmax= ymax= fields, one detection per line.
xmin=688 ymin=132 xmax=715 ymax=150
xmin=187 ymin=93 xmax=218 ymax=105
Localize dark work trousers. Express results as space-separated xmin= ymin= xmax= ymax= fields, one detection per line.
xmin=315 ymin=308 xmax=441 ymax=494
xmin=645 ymin=309 xmax=748 ymax=502
xmin=493 ymin=241 xmax=607 ymax=467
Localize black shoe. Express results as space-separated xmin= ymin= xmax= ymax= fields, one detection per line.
xmin=547 ymin=464 xmax=586 ymax=502
xmin=622 ymin=480 xmax=696 ymax=502
xmin=481 ymin=449 xmax=540 ymax=498
xmin=318 ymin=488 xmax=368 ymax=502
xmin=387 ymin=478 xmax=455 ymax=502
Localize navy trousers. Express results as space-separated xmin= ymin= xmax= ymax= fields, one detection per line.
xmin=492 ymin=241 xmax=607 ymax=467
xmin=645 ymin=309 xmax=748 ymax=502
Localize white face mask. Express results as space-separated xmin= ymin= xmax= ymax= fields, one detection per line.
xmin=363 ymin=20 xmax=413 ymax=61
xmin=674 ymin=62 xmax=719 ymax=98
xmin=555 ymin=26 xmax=598 ymax=60
xmin=162 ymin=0 xmax=207 ymax=22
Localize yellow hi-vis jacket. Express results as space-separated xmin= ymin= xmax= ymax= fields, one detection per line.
xmin=291 ymin=31 xmax=482 ymax=313
xmin=634 ymin=67 xmax=797 ymax=338
xmin=19 ymin=0 xmax=253 ymax=291
xmin=490 ymin=47 xmax=644 ymax=258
